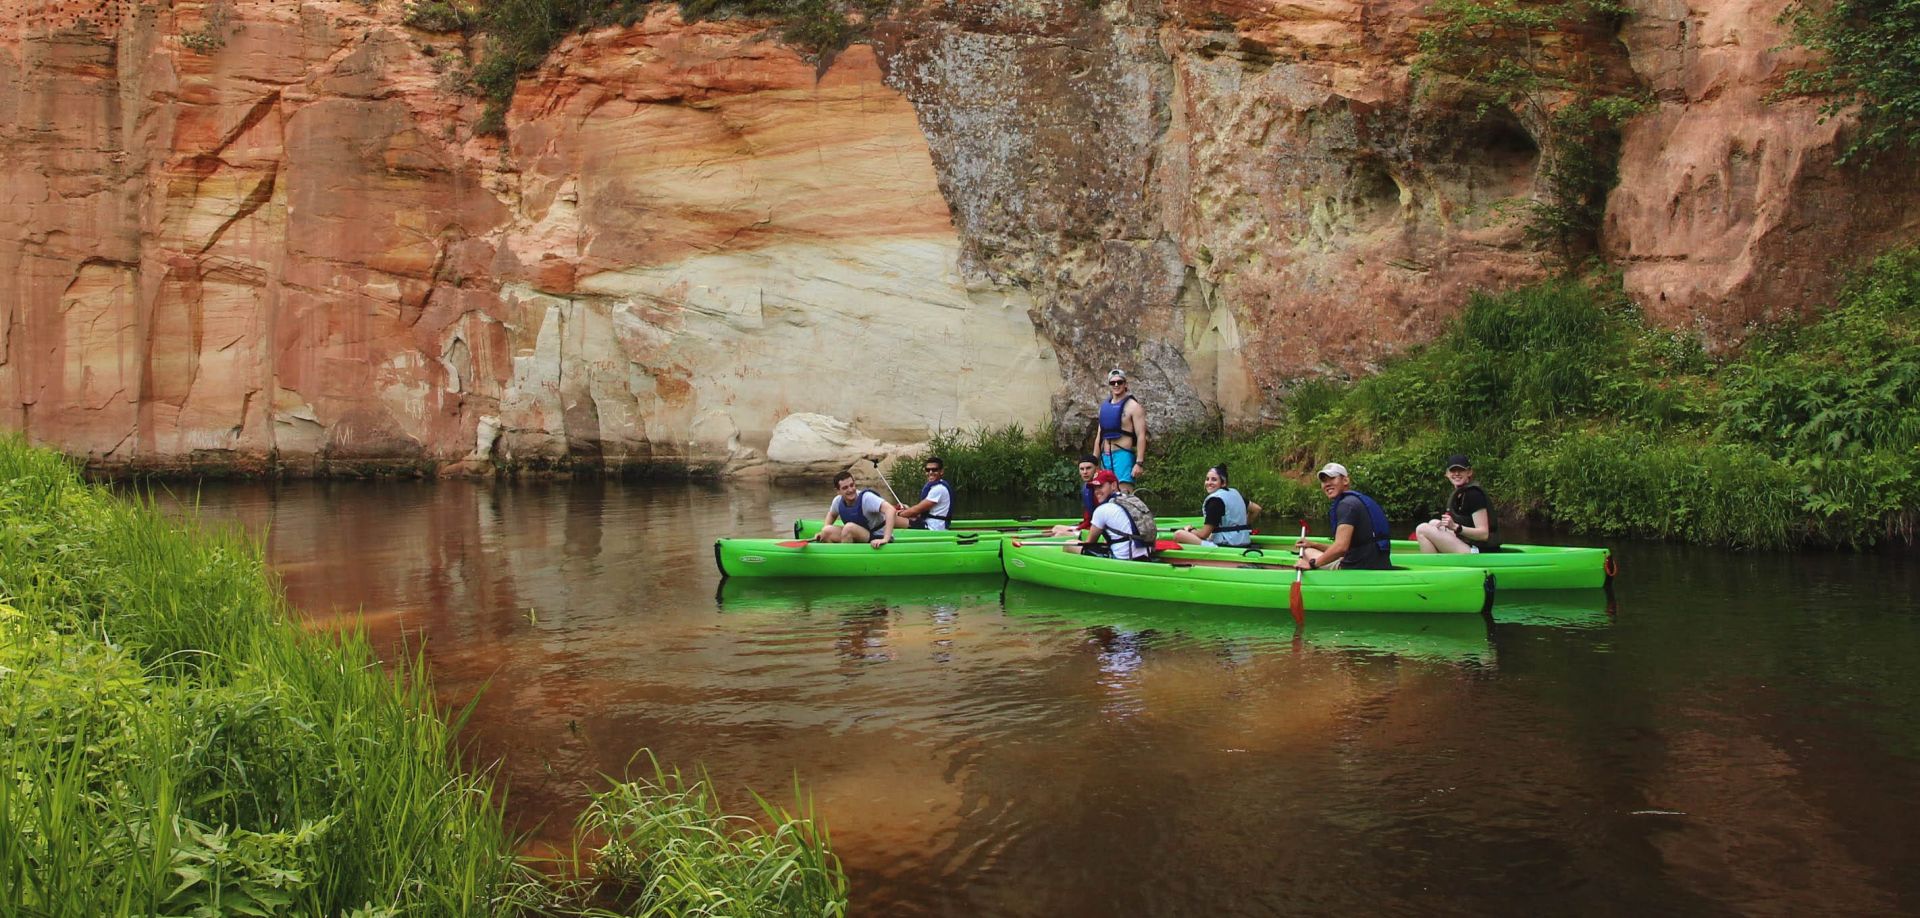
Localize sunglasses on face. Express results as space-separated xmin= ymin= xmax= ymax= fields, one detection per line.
xmin=924 ymin=467 xmax=942 ymax=474
xmin=1109 ymin=381 xmax=1126 ymax=387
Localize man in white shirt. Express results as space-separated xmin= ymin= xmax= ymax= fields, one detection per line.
xmin=1066 ymin=469 xmax=1153 ymax=560
xmin=894 ymin=456 xmax=954 ymax=531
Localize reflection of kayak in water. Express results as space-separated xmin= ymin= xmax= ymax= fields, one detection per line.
xmin=1266 ymin=539 xmax=1614 ymax=591
xmin=1002 ymin=540 xmax=1494 ymax=615
xmin=1487 ymin=589 xmax=1615 ymax=628
xmin=713 ymin=535 xmax=1005 ymax=578
xmin=1000 ymin=582 xmax=1495 ymax=664
xmin=715 ymin=575 xmax=1007 ymax=615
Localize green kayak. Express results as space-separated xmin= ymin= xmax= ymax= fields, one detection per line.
xmin=1195 ymin=538 xmax=1613 ymax=591
xmin=790 ymin=519 xmax=1610 ymax=590
xmin=1001 ymin=540 xmax=1493 ymax=614
xmin=714 ymin=534 xmax=1004 ymax=578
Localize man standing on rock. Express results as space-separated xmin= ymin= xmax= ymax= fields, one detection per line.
xmin=1091 ymin=368 xmax=1148 ymax=494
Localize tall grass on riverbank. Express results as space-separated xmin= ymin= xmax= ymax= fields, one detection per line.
xmin=0 ymin=437 xmax=847 ymax=916
xmin=899 ymin=251 xmax=1920 ymax=550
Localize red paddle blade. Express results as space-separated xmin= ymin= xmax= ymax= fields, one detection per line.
xmin=777 ymin=540 xmax=810 ymax=548
xmin=1288 ymin=578 xmax=1305 ymax=627
xmin=1154 ymin=539 xmax=1182 ymax=552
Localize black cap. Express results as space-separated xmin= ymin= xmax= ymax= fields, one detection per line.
xmin=1445 ymin=454 xmax=1472 ymax=470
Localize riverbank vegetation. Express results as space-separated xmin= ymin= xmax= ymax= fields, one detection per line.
xmin=0 ymin=437 xmax=846 ymax=916
xmin=896 ymin=250 xmax=1920 ymax=550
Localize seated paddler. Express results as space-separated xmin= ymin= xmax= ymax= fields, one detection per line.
xmin=1048 ymin=455 xmax=1101 ymax=537
xmin=894 ymin=456 xmax=955 ymax=531
xmin=815 ymin=470 xmax=896 ymax=548
xmin=1294 ymin=462 xmax=1392 ymax=571
xmin=1065 ymin=469 xmax=1158 ymax=561
xmin=1169 ymin=463 xmax=1262 ymax=547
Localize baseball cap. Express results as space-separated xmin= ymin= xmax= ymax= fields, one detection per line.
xmin=1316 ymin=462 xmax=1349 ymax=480
xmin=1107 ymin=368 xmax=1127 ymax=382
xmin=1091 ymin=469 xmax=1120 ymax=485
xmin=1445 ymin=454 xmax=1472 ymax=471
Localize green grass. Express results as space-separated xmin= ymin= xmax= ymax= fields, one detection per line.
xmin=896 ymin=252 xmax=1920 ymax=550
xmin=0 ymin=436 xmax=848 ymax=916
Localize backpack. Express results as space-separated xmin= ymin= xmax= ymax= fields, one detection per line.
xmin=1109 ymin=492 xmax=1158 ymax=548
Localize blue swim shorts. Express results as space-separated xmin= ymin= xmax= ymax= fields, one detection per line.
xmin=1101 ymin=448 xmax=1137 ymax=483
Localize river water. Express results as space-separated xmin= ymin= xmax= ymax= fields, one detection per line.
xmin=175 ymin=478 xmax=1920 ymax=916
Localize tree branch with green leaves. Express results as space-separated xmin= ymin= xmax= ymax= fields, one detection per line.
xmin=1413 ymin=0 xmax=1646 ymax=261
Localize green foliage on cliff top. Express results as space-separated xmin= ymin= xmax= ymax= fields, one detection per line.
xmin=1782 ymin=0 xmax=1920 ymax=162
xmin=908 ymin=250 xmax=1920 ymax=550
xmin=410 ymin=0 xmax=890 ymax=135
xmin=1413 ymin=0 xmax=1647 ymax=260
xmin=0 ymin=436 xmax=848 ymax=916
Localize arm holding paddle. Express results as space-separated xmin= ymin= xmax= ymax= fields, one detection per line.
xmin=1295 ymin=522 xmax=1353 ymax=571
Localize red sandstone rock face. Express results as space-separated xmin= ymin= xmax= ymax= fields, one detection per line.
xmin=0 ymin=0 xmax=1912 ymax=472
xmin=1607 ymin=0 xmax=1920 ymax=340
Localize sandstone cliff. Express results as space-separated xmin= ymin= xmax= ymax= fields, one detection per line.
xmin=2 ymin=0 xmax=1914 ymax=475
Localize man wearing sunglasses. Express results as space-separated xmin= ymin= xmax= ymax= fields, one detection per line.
xmin=1090 ymin=368 xmax=1148 ymax=494
xmin=894 ymin=457 xmax=955 ymax=531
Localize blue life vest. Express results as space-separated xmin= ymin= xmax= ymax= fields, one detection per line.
xmin=910 ymin=479 xmax=953 ymax=529
xmin=1208 ymin=487 xmax=1252 ymax=547
xmin=1098 ymin=395 xmax=1136 ymax=443
xmin=1328 ymin=490 xmax=1392 ymax=558
xmin=834 ymin=489 xmax=887 ymax=531
xmin=1081 ymin=482 xmax=1097 ymax=517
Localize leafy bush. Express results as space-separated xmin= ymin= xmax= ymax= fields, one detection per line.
xmin=1413 ymin=0 xmax=1646 ymax=258
xmin=404 ymin=0 xmax=473 ymax=32
xmin=1716 ymin=249 xmax=1920 ymax=457
xmin=891 ymin=424 xmax=1072 ymax=499
xmin=463 ymin=0 xmax=889 ymax=135
xmin=1521 ymin=429 xmax=1801 ymax=548
xmin=1782 ymin=0 xmax=1920 ymax=161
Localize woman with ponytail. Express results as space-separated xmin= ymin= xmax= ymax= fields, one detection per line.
xmin=1169 ymin=463 xmax=1261 ymax=547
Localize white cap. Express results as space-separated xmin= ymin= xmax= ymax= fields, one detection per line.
xmin=1107 ymin=367 xmax=1127 ymax=382
xmin=1316 ymin=462 xmax=1349 ymax=479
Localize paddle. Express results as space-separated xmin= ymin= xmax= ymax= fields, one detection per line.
xmin=1288 ymin=518 xmax=1307 ymax=627
xmin=1011 ymin=539 xmax=1186 ymax=551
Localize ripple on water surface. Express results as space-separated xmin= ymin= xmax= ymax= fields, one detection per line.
xmin=163 ymin=479 xmax=1920 ymax=917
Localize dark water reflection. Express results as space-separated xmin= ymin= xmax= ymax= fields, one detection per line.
xmin=173 ymin=479 xmax=1920 ymax=916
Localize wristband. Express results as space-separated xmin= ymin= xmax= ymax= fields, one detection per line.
xmin=1308 ymin=558 xmax=1317 ymax=569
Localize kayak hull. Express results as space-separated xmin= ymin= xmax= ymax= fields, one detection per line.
xmin=1000 ymin=541 xmax=1493 ymax=614
xmin=714 ymin=536 xmax=1004 ymax=578
xmin=1222 ymin=538 xmax=1612 ymax=591
xmin=790 ymin=519 xmax=1610 ymax=590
